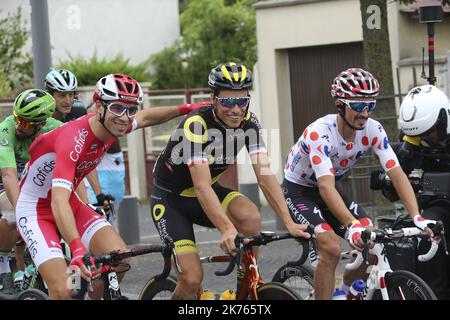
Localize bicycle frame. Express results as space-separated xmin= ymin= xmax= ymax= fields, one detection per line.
xmin=198 ymin=251 xmax=263 ymax=300
xmin=355 ymin=243 xmax=394 ymax=300
xmin=343 ymin=226 xmax=441 ymax=300
xmin=237 ymin=251 xmax=264 ymax=300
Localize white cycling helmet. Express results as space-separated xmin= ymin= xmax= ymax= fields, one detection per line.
xmin=399 ymin=84 xmax=450 ymax=138
xmin=93 ymin=73 xmax=143 ymax=105
xmin=45 ymin=69 xmax=78 ymax=92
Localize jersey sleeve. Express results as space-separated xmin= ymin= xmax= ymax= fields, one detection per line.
xmin=303 ymin=124 xmax=335 ymax=179
xmin=180 ymin=115 xmax=209 ymax=166
xmin=368 ymin=120 xmax=400 ymax=172
xmin=244 ymin=113 xmax=267 ymax=156
xmin=0 ymin=117 xmax=18 ymax=169
xmin=41 ymin=118 xmax=63 ymax=133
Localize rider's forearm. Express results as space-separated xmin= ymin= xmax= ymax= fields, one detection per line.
xmin=86 ymin=169 xmax=102 ymax=197
xmin=258 ymin=173 xmax=293 ymax=226
xmin=2 ymin=168 xmax=20 ymax=209
xmin=195 ymin=185 xmax=236 ymax=234
xmin=136 ymin=106 xmax=181 ymax=128
xmin=388 ymin=167 xmax=420 ymax=218
xmin=75 ymin=182 xmax=90 ymax=203
xmin=51 ymin=195 xmax=81 ymax=244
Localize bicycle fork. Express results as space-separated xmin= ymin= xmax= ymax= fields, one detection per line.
xmin=364 ymin=243 xmax=396 ymax=300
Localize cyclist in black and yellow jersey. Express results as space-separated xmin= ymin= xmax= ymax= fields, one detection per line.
xmin=151 ymin=62 xmax=311 ymax=299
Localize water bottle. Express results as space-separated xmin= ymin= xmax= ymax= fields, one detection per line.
xmin=332 ymin=289 xmax=347 ymax=300
xmin=347 ymin=279 xmax=365 ymax=300
xmin=219 ymin=289 xmax=236 ymax=300
xmin=21 ymin=265 xmax=36 ymax=291
xmin=199 ymin=289 xmax=216 ymax=300
xmin=14 ymin=270 xmax=24 ymax=292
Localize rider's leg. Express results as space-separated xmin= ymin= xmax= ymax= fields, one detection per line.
xmin=315 ymin=230 xmax=341 ymax=300
xmin=150 ymin=185 xmax=204 ymax=299
xmin=0 ymin=220 xmax=16 ymax=275
xmin=73 ymin=200 xmax=127 ymax=300
xmin=226 ymin=194 xmax=261 ymax=256
xmin=0 ymin=220 xmax=17 ymax=249
xmin=38 ymin=258 xmax=72 ymax=299
xmin=226 ymin=195 xmax=261 ymax=235
xmin=87 ymin=225 xmax=129 ymax=300
xmin=172 ymin=252 xmax=203 ymax=299
xmin=14 ymin=240 xmax=26 ymax=271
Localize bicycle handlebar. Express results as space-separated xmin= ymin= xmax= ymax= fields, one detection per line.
xmin=71 ymin=237 xmax=175 ymax=299
xmin=215 ymin=227 xmax=315 ymax=277
xmin=345 ymin=222 xmax=444 ymax=271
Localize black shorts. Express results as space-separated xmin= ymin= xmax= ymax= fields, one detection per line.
xmin=281 ymin=178 xmax=369 ymax=239
xmin=150 ymin=183 xmax=243 ymax=254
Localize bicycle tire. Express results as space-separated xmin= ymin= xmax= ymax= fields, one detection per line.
xmin=372 ymin=270 xmax=437 ymax=300
xmin=139 ymin=275 xmax=177 ymax=300
xmin=255 ymin=282 xmax=302 ymax=300
xmin=17 ymin=288 xmax=49 ymax=300
xmin=271 ymin=264 xmax=314 ymax=300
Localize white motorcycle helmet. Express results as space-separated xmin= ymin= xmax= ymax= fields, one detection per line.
xmin=399 ymin=84 xmax=450 ymax=139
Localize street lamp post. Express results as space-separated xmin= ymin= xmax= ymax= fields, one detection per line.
xmin=29 ymin=0 xmax=52 ymax=89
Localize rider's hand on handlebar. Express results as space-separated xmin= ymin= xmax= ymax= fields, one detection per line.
xmin=95 ymin=193 xmax=115 ymax=212
xmin=69 ymin=238 xmax=95 ymax=281
xmin=345 ymin=220 xmax=366 ymax=250
xmin=286 ymin=222 xmax=312 ymax=239
xmin=413 ymin=215 xmax=440 ymax=241
xmin=220 ymin=228 xmax=239 ymax=256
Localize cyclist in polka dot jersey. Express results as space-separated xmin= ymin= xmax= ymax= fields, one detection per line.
xmin=285 ymin=116 xmax=397 ymax=187
xmin=282 ymin=68 xmax=436 ymax=300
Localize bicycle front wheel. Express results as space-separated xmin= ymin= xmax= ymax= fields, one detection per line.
xmin=139 ymin=275 xmax=177 ymax=300
xmin=374 ymin=270 xmax=437 ymax=300
xmin=271 ymin=264 xmax=314 ymax=300
xmin=17 ymin=288 xmax=49 ymax=300
xmin=255 ymin=282 xmax=301 ymax=300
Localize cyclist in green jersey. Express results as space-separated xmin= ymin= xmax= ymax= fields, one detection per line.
xmin=0 ymin=89 xmax=61 ymax=293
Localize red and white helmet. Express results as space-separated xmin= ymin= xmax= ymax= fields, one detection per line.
xmin=331 ymin=68 xmax=379 ymax=98
xmin=93 ymin=73 xmax=143 ymax=105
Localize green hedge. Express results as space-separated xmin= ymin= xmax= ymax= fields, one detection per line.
xmin=58 ymin=52 xmax=151 ymax=86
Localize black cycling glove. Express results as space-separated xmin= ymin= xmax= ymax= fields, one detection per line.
xmin=95 ymin=193 xmax=115 ymax=206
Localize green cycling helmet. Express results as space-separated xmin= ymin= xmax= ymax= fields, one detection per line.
xmin=13 ymin=89 xmax=56 ymax=122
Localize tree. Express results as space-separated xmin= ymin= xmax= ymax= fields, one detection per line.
xmin=58 ymin=52 xmax=150 ymax=86
xmin=151 ymin=0 xmax=258 ymax=89
xmin=0 ymin=7 xmax=33 ymax=97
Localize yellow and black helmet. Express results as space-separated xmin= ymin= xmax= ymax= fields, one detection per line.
xmin=208 ymin=62 xmax=253 ymax=91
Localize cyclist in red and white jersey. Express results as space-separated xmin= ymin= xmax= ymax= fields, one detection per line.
xmin=282 ymin=68 xmax=437 ymax=299
xmin=16 ymin=73 xmax=202 ymax=300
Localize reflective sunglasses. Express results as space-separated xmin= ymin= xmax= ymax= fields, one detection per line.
xmin=13 ymin=114 xmax=46 ymax=129
xmin=339 ymin=99 xmax=376 ymax=113
xmin=215 ymin=96 xmax=250 ymax=109
xmin=103 ymin=102 xmax=139 ymax=117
